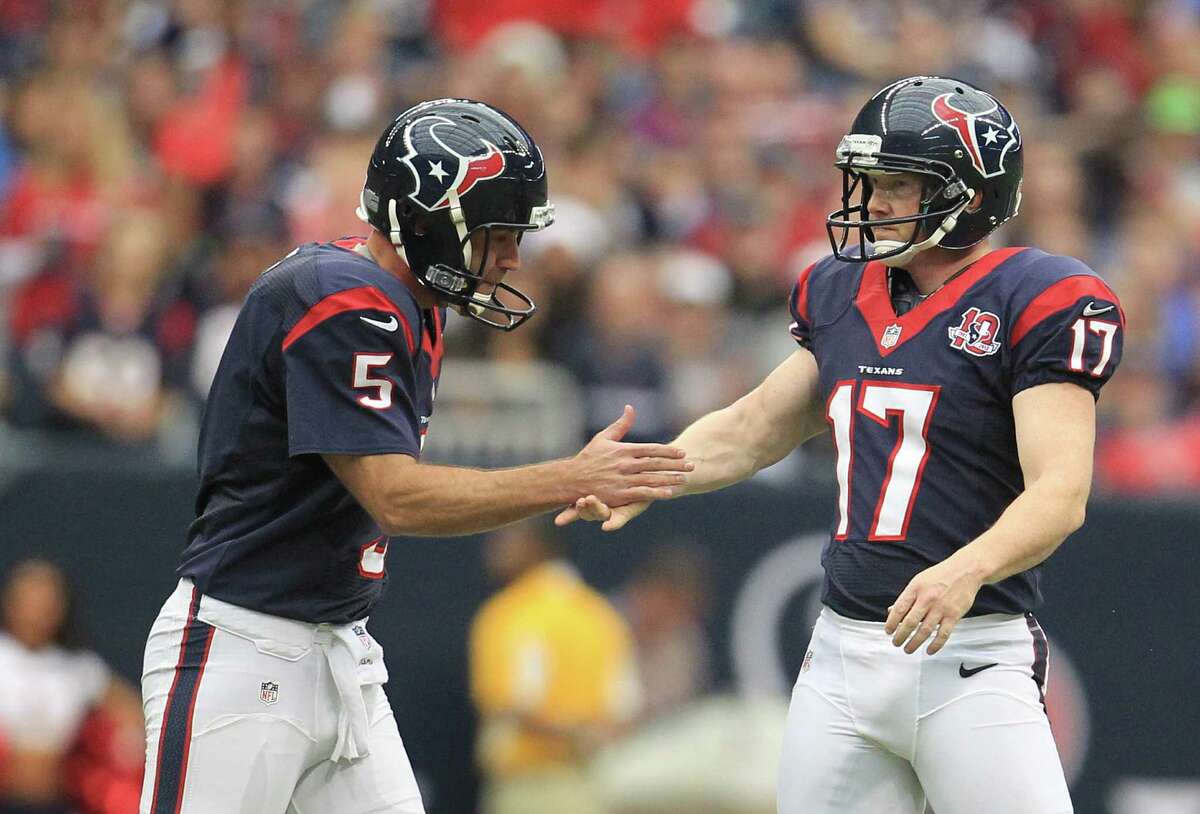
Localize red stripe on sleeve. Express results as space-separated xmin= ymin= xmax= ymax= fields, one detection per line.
xmin=1010 ymin=275 xmax=1122 ymax=346
xmin=330 ymin=236 xmax=368 ymax=251
xmin=282 ymin=286 xmax=414 ymax=353
xmin=794 ymin=262 xmax=816 ymax=324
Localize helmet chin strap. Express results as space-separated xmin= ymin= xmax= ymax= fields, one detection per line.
xmin=873 ymin=195 xmax=972 ymax=267
xmin=446 ymin=188 xmax=492 ymax=318
xmin=355 ymin=191 xmax=414 ymax=267
xmin=447 ymin=189 xmax=472 ymax=270
xmin=357 ymin=187 xmax=490 ymax=317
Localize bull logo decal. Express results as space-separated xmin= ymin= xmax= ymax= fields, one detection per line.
xmin=399 ymin=115 xmax=506 ymax=212
xmin=931 ymin=93 xmax=1020 ymax=179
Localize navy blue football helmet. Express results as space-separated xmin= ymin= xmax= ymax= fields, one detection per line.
xmin=826 ymin=76 xmax=1023 ymax=266
xmin=357 ymin=99 xmax=554 ymax=329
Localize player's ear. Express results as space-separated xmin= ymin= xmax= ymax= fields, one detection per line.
xmin=966 ymin=189 xmax=985 ymax=213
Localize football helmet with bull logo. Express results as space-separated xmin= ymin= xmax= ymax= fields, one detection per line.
xmin=826 ymin=76 xmax=1023 ymax=266
xmin=357 ymin=99 xmax=554 ymax=329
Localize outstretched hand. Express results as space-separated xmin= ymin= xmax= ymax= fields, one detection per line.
xmin=568 ymin=405 xmax=692 ymax=511
xmin=554 ymin=495 xmax=650 ymax=531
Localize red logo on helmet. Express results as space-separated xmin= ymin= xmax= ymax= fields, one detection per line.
xmin=435 ymin=144 xmax=504 ymax=209
xmin=400 ymin=114 xmax=508 ymax=212
xmin=932 ymin=93 xmax=993 ymax=177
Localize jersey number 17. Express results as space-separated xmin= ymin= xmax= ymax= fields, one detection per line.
xmin=826 ymin=381 xmax=941 ymax=542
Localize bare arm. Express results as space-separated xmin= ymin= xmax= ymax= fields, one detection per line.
xmin=559 ymin=349 xmax=826 ymax=529
xmin=325 ymin=405 xmax=691 ymax=537
xmin=669 ymin=347 xmax=826 ymax=494
xmin=885 ymin=382 xmax=1096 ymax=654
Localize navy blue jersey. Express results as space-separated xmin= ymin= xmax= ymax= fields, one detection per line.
xmin=789 ymin=247 xmax=1123 ymax=621
xmin=178 ymin=237 xmax=445 ymax=624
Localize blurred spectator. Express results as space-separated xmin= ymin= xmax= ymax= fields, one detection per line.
xmin=656 ymin=249 xmax=753 ymax=428
xmin=616 ymin=541 xmax=713 ymax=722
xmin=189 ymin=200 xmax=290 ymax=400
xmin=555 ymin=253 xmax=673 ymax=441
xmin=0 ymin=0 xmax=1195 ymax=493
xmin=0 ymin=559 xmax=142 ymax=814
xmin=470 ymin=520 xmax=641 ymax=814
xmin=6 ymin=214 xmax=194 ymax=443
xmin=1095 ymin=354 xmax=1200 ymax=494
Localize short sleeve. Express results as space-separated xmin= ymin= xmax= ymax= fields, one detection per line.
xmin=282 ymin=302 xmax=422 ymax=457
xmin=1010 ymin=275 xmax=1124 ymax=399
xmin=788 ymin=262 xmax=816 ymax=348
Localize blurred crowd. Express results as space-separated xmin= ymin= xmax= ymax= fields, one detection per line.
xmin=2 ymin=0 xmax=1200 ymax=493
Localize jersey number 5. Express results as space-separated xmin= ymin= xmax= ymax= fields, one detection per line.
xmin=353 ymin=353 xmax=394 ymax=409
xmin=826 ymin=381 xmax=941 ymax=542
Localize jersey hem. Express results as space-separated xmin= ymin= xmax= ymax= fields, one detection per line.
xmin=288 ymin=444 xmax=420 ymax=458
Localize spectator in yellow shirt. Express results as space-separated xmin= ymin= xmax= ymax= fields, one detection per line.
xmin=470 ymin=519 xmax=641 ymax=814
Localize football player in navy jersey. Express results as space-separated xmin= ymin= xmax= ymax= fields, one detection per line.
xmin=138 ymin=99 xmax=692 ymax=814
xmin=561 ymin=76 xmax=1121 ymax=812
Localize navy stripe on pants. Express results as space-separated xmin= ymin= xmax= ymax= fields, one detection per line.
xmin=149 ymin=587 xmax=215 ymax=814
xmin=1025 ymin=612 xmax=1049 ymax=712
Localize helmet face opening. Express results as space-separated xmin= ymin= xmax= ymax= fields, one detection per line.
xmin=824 ymin=77 xmax=1024 ymax=265
xmin=424 ymin=214 xmax=553 ymax=331
xmin=825 ymin=150 xmax=971 ymax=263
xmin=357 ymin=99 xmax=555 ymax=330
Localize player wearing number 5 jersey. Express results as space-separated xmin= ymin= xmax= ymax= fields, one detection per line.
xmin=138 ymin=99 xmax=691 ymax=814
xmin=560 ymin=76 xmax=1121 ymax=813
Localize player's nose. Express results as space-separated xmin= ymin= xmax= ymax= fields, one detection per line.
xmin=495 ymin=239 xmax=521 ymax=273
xmin=866 ymin=188 xmax=891 ymax=219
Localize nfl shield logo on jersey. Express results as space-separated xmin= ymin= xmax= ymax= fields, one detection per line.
xmin=948 ymin=307 xmax=1002 ymax=356
xmin=259 ymin=681 xmax=279 ymax=705
xmin=881 ymin=324 xmax=903 ymax=348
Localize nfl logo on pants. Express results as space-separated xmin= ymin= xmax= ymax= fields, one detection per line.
xmin=259 ymin=680 xmax=279 ymax=705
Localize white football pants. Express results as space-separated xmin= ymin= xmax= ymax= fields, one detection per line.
xmin=778 ymin=607 xmax=1072 ymax=814
xmin=139 ymin=579 xmax=424 ymax=814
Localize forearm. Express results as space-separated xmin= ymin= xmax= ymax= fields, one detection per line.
xmin=670 ymin=401 xmax=765 ymax=496
xmin=953 ymin=477 xmax=1088 ymax=585
xmin=674 ymin=388 xmax=820 ymax=497
xmin=377 ymin=459 xmax=582 ymax=536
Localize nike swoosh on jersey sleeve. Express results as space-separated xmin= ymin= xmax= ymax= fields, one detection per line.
xmin=1010 ymin=274 xmax=1123 ymax=346
xmin=283 ymin=286 xmax=415 ymax=353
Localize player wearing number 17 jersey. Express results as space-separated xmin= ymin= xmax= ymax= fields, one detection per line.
xmin=138 ymin=100 xmax=691 ymax=814
xmin=559 ymin=76 xmax=1121 ymax=813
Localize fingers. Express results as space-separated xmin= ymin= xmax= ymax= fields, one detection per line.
xmin=903 ymin=615 xmax=938 ymax=654
xmin=621 ymin=457 xmax=694 ymax=474
xmin=612 ymin=485 xmax=679 ymax=503
xmin=620 ymin=443 xmax=688 ymax=460
xmin=602 ymin=515 xmax=629 ymax=532
xmin=631 ymin=471 xmax=687 ymax=489
xmin=598 ymin=404 xmax=636 ymax=442
xmin=602 ymin=502 xmax=649 ymax=532
xmin=886 ymin=588 xmax=960 ymax=654
xmin=890 ymin=600 xmax=930 ymax=650
xmin=926 ymin=618 xmax=957 ymax=655
xmin=573 ymin=495 xmax=612 ymax=522
xmin=555 ymin=496 xmax=613 ymax=527
xmin=884 ymin=590 xmax=915 ymax=636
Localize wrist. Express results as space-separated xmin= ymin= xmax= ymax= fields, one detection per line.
xmin=539 ymin=457 xmax=585 ymax=504
xmin=952 ymin=545 xmax=994 ymax=586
